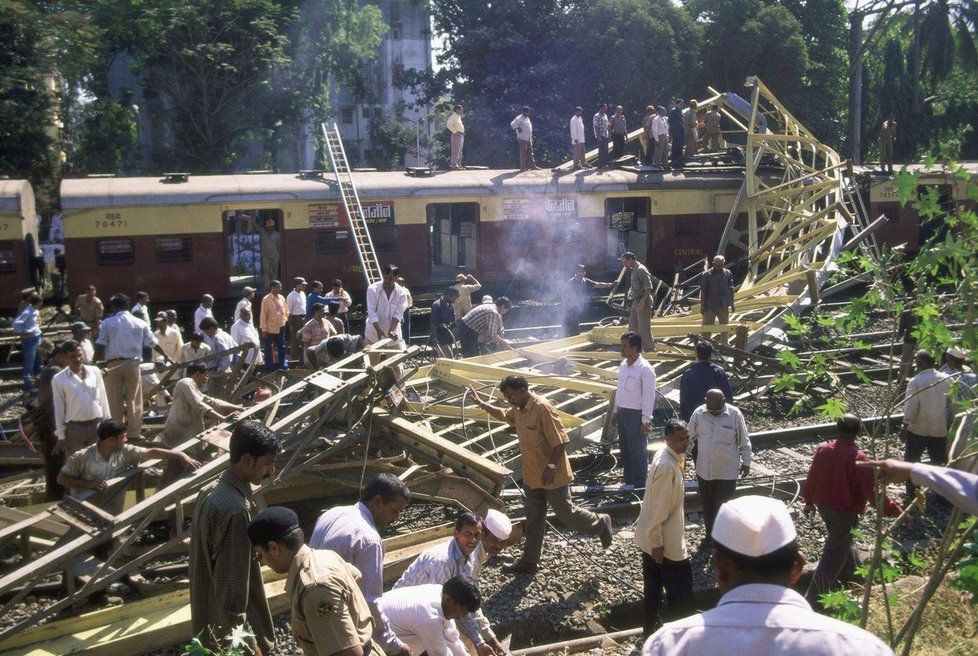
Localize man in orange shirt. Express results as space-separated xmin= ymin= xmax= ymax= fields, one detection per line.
xmin=260 ymin=280 xmax=290 ymax=371
xmin=468 ymin=375 xmax=613 ymax=575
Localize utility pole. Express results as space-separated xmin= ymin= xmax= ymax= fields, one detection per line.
xmin=849 ymin=12 xmax=864 ymax=164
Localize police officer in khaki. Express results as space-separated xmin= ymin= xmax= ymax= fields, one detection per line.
xmin=249 ymin=506 xmax=376 ymax=656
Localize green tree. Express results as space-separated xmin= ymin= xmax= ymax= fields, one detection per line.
xmin=688 ymin=0 xmax=809 ymax=99
xmin=366 ymin=115 xmax=418 ymax=170
xmin=73 ymin=98 xmax=137 ymax=174
xmin=134 ymin=0 xmax=292 ymax=171
xmin=0 ymin=0 xmax=58 ymax=189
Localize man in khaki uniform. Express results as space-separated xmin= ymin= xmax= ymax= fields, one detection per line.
xmin=249 ymin=506 xmax=375 ymax=656
xmin=74 ymin=285 xmax=104 ymax=339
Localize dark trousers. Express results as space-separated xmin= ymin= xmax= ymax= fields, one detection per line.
xmin=20 ymin=336 xmax=42 ymax=393
xmin=641 ymin=552 xmax=695 ymax=635
xmin=805 ymin=507 xmax=859 ymax=609
xmin=698 ymin=476 xmax=736 ymax=540
xmin=459 ymin=323 xmax=481 ymax=357
xmin=617 ymin=408 xmax=648 ymax=488
xmin=264 ymin=327 xmax=288 ymax=372
xmin=612 ymin=133 xmax=625 ymax=159
xmin=597 ymin=137 xmax=609 ymax=166
xmin=562 ymin=310 xmax=582 ymax=337
xmin=522 ymin=485 xmax=602 ymax=565
xmin=36 ymin=419 xmax=64 ymax=501
xmin=904 ymin=431 xmax=948 ymax=496
xmin=670 ymin=132 xmax=685 ymax=168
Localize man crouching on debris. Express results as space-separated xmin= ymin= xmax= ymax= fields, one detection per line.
xmin=190 ymin=420 xmax=281 ymax=655
xmin=248 ymin=506 xmax=376 ymax=656
xmin=311 ymin=474 xmax=413 ymax=656
xmin=468 ymin=375 xmax=613 ymax=575
xmin=58 ymin=418 xmax=201 ymax=515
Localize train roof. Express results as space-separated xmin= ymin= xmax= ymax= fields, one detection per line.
xmin=59 ymin=168 xmax=746 ymax=209
xmin=59 ymin=161 xmax=978 ymax=210
xmin=0 ymin=179 xmax=34 ymax=214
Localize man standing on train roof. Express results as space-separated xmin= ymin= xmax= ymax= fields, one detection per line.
xmin=259 ymin=217 xmax=281 ymax=291
xmin=364 ymin=265 xmax=409 ymax=366
xmin=195 ymin=294 xmax=215 ymax=331
xmin=260 ymin=280 xmax=289 ymax=372
xmin=286 ymin=277 xmax=307 ymax=362
xmin=668 ymin=99 xmax=686 ymax=170
xmin=96 ymin=293 xmax=170 ymax=439
xmin=510 ymin=106 xmax=539 ymax=172
xmin=448 ymin=104 xmax=465 ymax=170
xmin=700 ymin=255 xmax=735 ymax=346
xmin=621 ymin=252 xmax=655 ymax=352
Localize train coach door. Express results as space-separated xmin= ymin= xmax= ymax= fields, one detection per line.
xmin=427 ymin=202 xmax=480 ymax=282
xmin=606 ymin=197 xmax=650 ymax=269
xmin=222 ymin=208 xmax=283 ymax=294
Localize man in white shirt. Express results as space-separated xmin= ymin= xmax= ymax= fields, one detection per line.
xmin=377 ymin=576 xmax=481 ymax=656
xmin=194 ymin=294 xmax=215 ymax=331
xmin=286 ymin=277 xmax=308 ymax=362
xmin=569 ymin=106 xmax=587 ymax=169
xmin=613 ymin=331 xmax=657 ymax=487
xmin=153 ymin=312 xmax=184 ymax=364
xmin=180 ymin=332 xmax=211 ymax=372
xmin=235 ymin=287 xmax=255 ymax=323
xmin=651 ymin=106 xmax=669 ymax=168
xmin=635 ymin=419 xmax=695 ymax=635
xmin=510 ymin=106 xmax=538 ymax=171
xmin=447 ymin=104 xmax=465 ymax=169
xmin=689 ymin=389 xmax=751 ymax=545
xmin=231 ymin=307 xmax=263 ymax=366
xmin=52 ymin=340 xmax=111 ymax=456
xmin=365 ymin=264 xmax=409 ymax=366
xmin=902 ymin=349 xmax=951 ymax=496
xmin=643 ymin=496 xmax=894 ymax=656
xmin=199 ymin=317 xmax=237 ymax=394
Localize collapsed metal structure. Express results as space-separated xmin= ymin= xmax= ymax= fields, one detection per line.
xmin=0 ymin=77 xmax=873 ymax=655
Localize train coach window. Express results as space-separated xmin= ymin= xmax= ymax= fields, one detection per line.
xmin=368 ymin=226 xmax=399 ymax=252
xmin=155 ymin=236 xmax=193 ymax=263
xmin=606 ymin=197 xmax=650 ymax=230
xmin=0 ymin=244 xmax=15 ymax=273
xmin=316 ymin=231 xmax=350 ymax=255
xmin=97 ymin=239 xmax=134 ymax=265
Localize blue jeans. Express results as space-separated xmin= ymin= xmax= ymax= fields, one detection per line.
xmin=20 ymin=335 xmax=42 ymax=393
xmin=264 ymin=327 xmax=288 ymax=372
xmin=617 ymin=407 xmax=648 ymax=487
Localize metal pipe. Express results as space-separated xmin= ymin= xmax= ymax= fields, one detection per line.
xmin=842 ymin=213 xmax=893 ymax=251
xmin=511 ymin=628 xmax=644 ymax=656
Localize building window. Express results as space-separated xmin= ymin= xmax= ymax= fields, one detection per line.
xmin=340 ymin=107 xmax=354 ymax=124
xmin=391 ymin=22 xmax=401 ymax=40
xmin=97 ymin=239 xmax=134 ymax=265
xmin=155 ymin=236 xmax=193 ymax=262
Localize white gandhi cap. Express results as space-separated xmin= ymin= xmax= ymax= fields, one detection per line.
xmin=947 ymin=345 xmax=968 ymax=360
xmin=712 ymin=495 xmax=796 ymax=557
xmin=484 ymin=508 xmax=512 ymax=539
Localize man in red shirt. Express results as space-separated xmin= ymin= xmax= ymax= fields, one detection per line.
xmin=802 ymin=414 xmax=903 ymax=609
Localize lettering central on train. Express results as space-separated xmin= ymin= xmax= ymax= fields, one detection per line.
xmin=503 ymin=196 xmax=577 ymax=221
xmin=308 ymin=200 xmax=395 ymax=229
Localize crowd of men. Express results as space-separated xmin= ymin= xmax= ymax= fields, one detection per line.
xmin=10 ymin=249 xmax=975 ymax=656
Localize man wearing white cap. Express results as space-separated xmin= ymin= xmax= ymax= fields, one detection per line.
xmin=235 ymin=287 xmax=256 ymax=324
xmin=643 ymin=496 xmax=894 ymax=655
xmin=394 ymin=512 xmax=507 ymax=656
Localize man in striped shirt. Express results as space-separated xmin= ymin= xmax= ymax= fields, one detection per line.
xmin=458 ymin=297 xmax=511 ymax=358
xmin=394 ymin=512 xmax=506 ymax=656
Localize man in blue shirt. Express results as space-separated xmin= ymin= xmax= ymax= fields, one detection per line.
xmin=12 ymin=293 xmax=44 ymax=394
xmin=679 ymin=341 xmax=732 ymax=422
